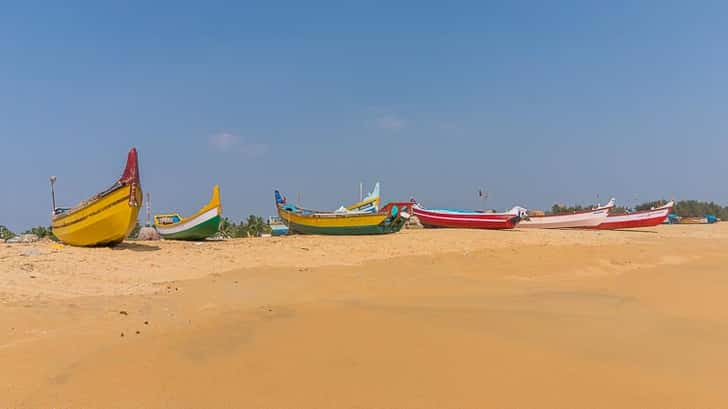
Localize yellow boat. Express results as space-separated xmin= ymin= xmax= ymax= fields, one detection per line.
xmin=274 ymin=190 xmax=410 ymax=235
xmin=51 ymin=148 xmax=143 ymax=247
xmin=344 ymin=182 xmax=381 ymax=213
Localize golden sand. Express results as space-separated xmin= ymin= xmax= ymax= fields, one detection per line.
xmin=2 ymin=225 xmax=728 ymax=408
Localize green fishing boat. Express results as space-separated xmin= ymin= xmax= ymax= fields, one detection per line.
xmin=154 ymin=185 xmax=222 ymax=240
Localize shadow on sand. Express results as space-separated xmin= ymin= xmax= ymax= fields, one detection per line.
xmin=604 ymin=229 xmax=658 ymax=234
xmin=111 ymin=242 xmax=161 ymax=252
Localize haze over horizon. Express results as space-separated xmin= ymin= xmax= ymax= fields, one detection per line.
xmin=2 ymin=2 xmax=727 ymax=232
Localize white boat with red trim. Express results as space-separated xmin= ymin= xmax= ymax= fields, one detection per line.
xmin=519 ymin=198 xmax=614 ymax=229
xmin=597 ymin=201 xmax=673 ymax=229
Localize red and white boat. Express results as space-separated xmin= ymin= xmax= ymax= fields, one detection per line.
xmin=412 ymin=204 xmax=528 ymax=230
xmin=519 ymin=198 xmax=615 ymax=229
xmin=597 ymin=201 xmax=673 ymax=230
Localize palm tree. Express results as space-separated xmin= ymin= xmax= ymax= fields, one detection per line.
xmin=0 ymin=225 xmax=15 ymax=240
xmin=245 ymin=215 xmax=260 ymax=237
xmin=218 ymin=217 xmax=235 ymax=238
xmin=245 ymin=215 xmax=269 ymax=237
xmin=216 ymin=215 xmax=272 ymax=238
xmin=23 ymin=226 xmax=52 ymax=238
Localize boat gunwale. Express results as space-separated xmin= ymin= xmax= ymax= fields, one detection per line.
xmin=413 ymin=204 xmax=518 ymax=219
xmin=528 ymin=206 xmax=612 ymax=218
xmin=605 ymin=201 xmax=674 ymax=218
xmin=277 ymin=204 xmax=391 ymax=221
xmin=279 ymin=207 xmax=407 ymax=235
xmin=526 ymin=198 xmax=615 ymax=219
xmin=52 ymin=183 xmax=132 ymax=222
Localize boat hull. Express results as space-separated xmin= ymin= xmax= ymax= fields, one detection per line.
xmin=597 ymin=204 xmax=672 ymax=230
xmin=270 ymin=225 xmax=289 ymax=236
xmin=283 ymin=220 xmax=402 ymax=235
xmin=412 ymin=205 xmax=520 ymax=230
xmin=51 ymin=148 xmax=142 ymax=247
xmin=276 ymin=201 xmax=407 ymax=235
xmin=520 ymin=208 xmax=609 ymax=229
xmin=156 ymin=212 xmax=221 ymax=240
xmin=155 ymin=185 xmax=222 ymax=241
xmin=52 ymin=184 xmax=142 ymax=246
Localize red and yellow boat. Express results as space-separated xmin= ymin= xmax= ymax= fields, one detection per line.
xmin=51 ymin=148 xmax=142 ymax=246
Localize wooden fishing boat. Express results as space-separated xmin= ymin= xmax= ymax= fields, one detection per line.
xmin=519 ymin=198 xmax=614 ymax=229
xmin=343 ymin=182 xmax=380 ymax=213
xmin=412 ymin=203 xmax=527 ymax=230
xmin=268 ymin=216 xmax=289 ymax=236
xmin=51 ymin=148 xmax=142 ymax=247
xmin=154 ymin=185 xmax=222 ymax=240
xmin=275 ymin=190 xmax=410 ymax=235
xmin=596 ymin=201 xmax=673 ymax=229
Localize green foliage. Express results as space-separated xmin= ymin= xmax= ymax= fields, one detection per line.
xmin=0 ymin=225 xmax=16 ymax=240
xmin=218 ymin=215 xmax=272 ymax=238
xmin=634 ymin=200 xmax=669 ymax=211
xmin=244 ymin=215 xmax=270 ymax=237
xmin=128 ymin=222 xmax=142 ymax=239
xmin=218 ymin=217 xmax=236 ymax=237
xmin=632 ymin=199 xmax=728 ymax=219
xmin=549 ymin=200 xmax=622 ymax=215
xmin=672 ymin=200 xmax=728 ymax=219
xmin=549 ymin=203 xmax=606 ymax=214
xmin=23 ymin=225 xmax=54 ymax=239
xmin=611 ymin=206 xmax=629 ymax=214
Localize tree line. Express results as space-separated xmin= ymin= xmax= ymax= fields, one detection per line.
xmin=217 ymin=215 xmax=271 ymax=238
xmin=0 ymin=225 xmax=54 ymax=241
xmin=650 ymin=200 xmax=728 ymax=219
xmin=550 ymin=203 xmax=628 ymax=214
xmin=550 ymin=200 xmax=728 ymax=219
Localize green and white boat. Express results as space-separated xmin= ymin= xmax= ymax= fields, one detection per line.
xmin=154 ymin=185 xmax=222 ymax=240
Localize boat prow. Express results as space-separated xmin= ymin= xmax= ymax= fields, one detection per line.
xmin=51 ymin=148 xmax=143 ymax=247
xmin=154 ymin=185 xmax=222 ymax=240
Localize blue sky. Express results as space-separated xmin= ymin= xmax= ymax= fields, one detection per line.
xmin=2 ymin=1 xmax=727 ymax=231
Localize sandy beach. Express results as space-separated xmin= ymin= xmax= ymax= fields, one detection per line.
xmin=2 ymin=225 xmax=728 ymax=408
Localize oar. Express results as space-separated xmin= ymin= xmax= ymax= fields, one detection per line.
xmin=49 ymin=176 xmax=57 ymax=214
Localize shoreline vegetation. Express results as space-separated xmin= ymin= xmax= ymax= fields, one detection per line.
xmin=4 ymin=199 xmax=726 ymax=243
